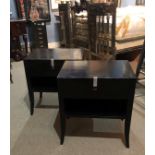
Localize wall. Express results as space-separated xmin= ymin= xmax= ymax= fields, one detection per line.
xmin=46 ymin=0 xmax=60 ymax=42
xmin=10 ymin=0 xmax=17 ymax=18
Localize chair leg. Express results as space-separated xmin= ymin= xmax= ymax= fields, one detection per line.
xmin=10 ymin=72 xmax=13 ymax=83
xmin=39 ymin=92 xmax=43 ymax=99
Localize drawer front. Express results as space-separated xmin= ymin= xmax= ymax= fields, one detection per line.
xmin=58 ymin=79 xmax=131 ymax=99
xmin=35 ymin=33 xmax=47 ymax=40
xmin=24 ymin=60 xmax=64 ymax=77
xmin=34 ymin=42 xmax=48 ymax=48
xmin=32 ymin=30 xmax=48 ymax=48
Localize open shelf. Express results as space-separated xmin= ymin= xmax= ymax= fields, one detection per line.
xmin=30 ymin=76 xmax=58 ymax=92
xmin=64 ymin=98 xmax=127 ymax=118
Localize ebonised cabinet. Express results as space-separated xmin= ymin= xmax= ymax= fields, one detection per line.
xmin=30 ymin=21 xmax=48 ymax=48
xmin=24 ymin=48 xmax=83 ymax=115
xmin=57 ymin=60 xmax=136 ymax=147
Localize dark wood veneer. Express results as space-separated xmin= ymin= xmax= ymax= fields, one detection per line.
xmin=58 ymin=60 xmax=136 ymax=147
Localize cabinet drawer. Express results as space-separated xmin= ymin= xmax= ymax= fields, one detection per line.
xmin=58 ymin=79 xmax=130 ymax=99
xmin=34 ymin=31 xmax=47 ymax=38
xmin=34 ymin=42 xmax=48 ymax=48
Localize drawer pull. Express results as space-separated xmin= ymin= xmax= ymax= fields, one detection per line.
xmin=37 ymin=28 xmax=43 ymax=30
xmin=50 ymin=58 xmax=54 ymax=69
xmin=93 ymin=76 xmax=98 ymax=88
xmin=38 ymin=32 xmax=43 ymax=35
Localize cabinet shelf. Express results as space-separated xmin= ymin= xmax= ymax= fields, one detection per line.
xmin=64 ymin=98 xmax=127 ymax=118
xmin=30 ymin=77 xmax=57 ymax=92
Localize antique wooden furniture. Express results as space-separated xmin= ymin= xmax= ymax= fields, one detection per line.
xmin=58 ymin=3 xmax=72 ymax=47
xmin=58 ymin=2 xmax=144 ymax=61
xmin=10 ymin=19 xmax=28 ymax=61
xmin=116 ymin=40 xmax=144 ymax=61
xmin=29 ymin=20 xmax=48 ymax=49
xmin=88 ymin=2 xmax=116 ymax=56
xmin=129 ymin=41 xmax=145 ymax=85
xmin=58 ymin=60 xmax=136 ymax=147
xmin=71 ymin=4 xmax=89 ymax=48
xmin=135 ymin=41 xmax=145 ymax=79
xmin=24 ymin=48 xmax=83 ymax=115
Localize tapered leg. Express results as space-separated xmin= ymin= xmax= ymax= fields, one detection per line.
xmin=39 ymin=92 xmax=43 ymax=99
xmin=29 ymin=91 xmax=34 ymax=115
xmin=58 ymin=92 xmax=66 ymax=145
xmin=60 ymin=113 xmax=66 ymax=145
xmin=125 ymin=119 xmax=131 ymax=148
xmin=10 ymin=72 xmax=13 ymax=83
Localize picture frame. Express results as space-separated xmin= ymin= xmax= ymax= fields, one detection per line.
xmin=15 ymin=0 xmax=51 ymax=22
xmin=15 ymin=0 xmax=26 ymax=18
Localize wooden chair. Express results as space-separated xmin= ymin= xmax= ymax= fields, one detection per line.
xmin=136 ymin=41 xmax=145 ymax=84
xmin=58 ymin=3 xmax=72 ymax=47
xmin=87 ymin=2 xmax=116 ymax=58
xmin=130 ymin=41 xmax=145 ymax=85
xmin=71 ymin=4 xmax=89 ymax=49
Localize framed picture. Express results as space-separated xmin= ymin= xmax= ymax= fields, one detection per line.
xmin=28 ymin=0 xmax=51 ymax=21
xmin=15 ymin=0 xmax=26 ymax=18
xmin=15 ymin=0 xmax=51 ymax=21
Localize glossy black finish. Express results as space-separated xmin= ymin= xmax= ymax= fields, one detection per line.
xmin=58 ymin=60 xmax=136 ymax=147
xmin=25 ymin=48 xmax=83 ymax=60
xmin=58 ymin=60 xmax=135 ymax=79
xmin=24 ymin=48 xmax=83 ymax=115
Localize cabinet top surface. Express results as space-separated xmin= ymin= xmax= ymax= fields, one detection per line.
xmin=58 ymin=60 xmax=136 ymax=79
xmin=24 ymin=48 xmax=83 ymax=60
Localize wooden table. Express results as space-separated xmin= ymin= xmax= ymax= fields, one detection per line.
xmin=116 ymin=39 xmax=144 ymax=61
xmin=10 ymin=18 xmax=28 ymax=61
xmin=24 ymin=48 xmax=83 ymax=115
xmin=57 ymin=60 xmax=136 ymax=147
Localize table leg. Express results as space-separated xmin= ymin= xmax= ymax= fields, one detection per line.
xmin=60 ymin=112 xmax=66 ymax=145
xmin=58 ymin=93 xmax=66 ymax=144
xmin=125 ymin=118 xmax=131 ymax=148
xmin=29 ymin=91 xmax=34 ymax=115
xmin=39 ymin=92 xmax=43 ymax=99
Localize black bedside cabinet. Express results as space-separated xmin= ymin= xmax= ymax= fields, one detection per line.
xmin=57 ymin=60 xmax=136 ymax=147
xmin=24 ymin=48 xmax=83 ymax=115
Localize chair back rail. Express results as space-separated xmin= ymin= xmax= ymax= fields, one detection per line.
xmin=88 ymin=3 xmax=116 ymax=56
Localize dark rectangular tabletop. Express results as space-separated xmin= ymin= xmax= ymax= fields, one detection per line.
xmin=24 ymin=48 xmax=83 ymax=60
xmin=58 ymin=60 xmax=136 ymax=79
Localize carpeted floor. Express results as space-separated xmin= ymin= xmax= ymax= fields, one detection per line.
xmin=10 ymin=61 xmax=145 ymax=155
